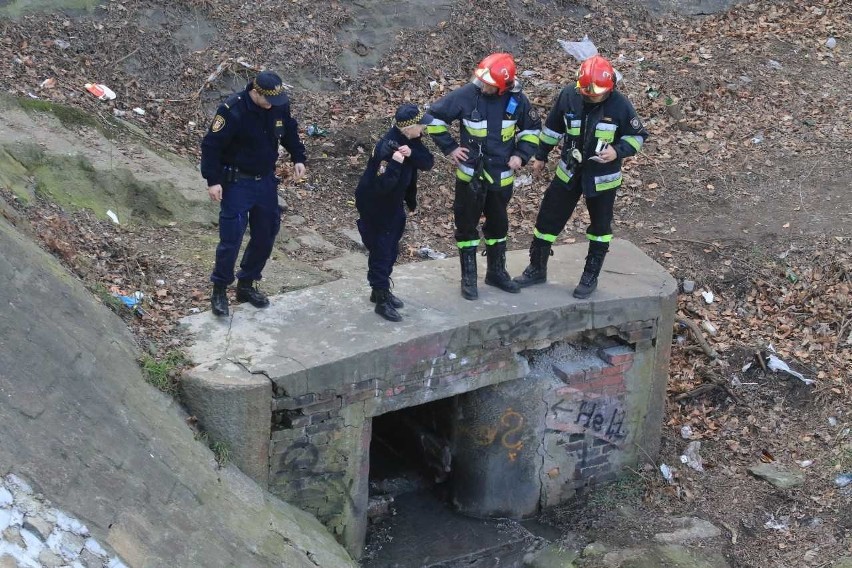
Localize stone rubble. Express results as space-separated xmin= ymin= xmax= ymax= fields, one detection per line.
xmin=0 ymin=474 xmax=127 ymax=568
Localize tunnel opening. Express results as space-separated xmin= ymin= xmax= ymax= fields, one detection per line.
xmin=367 ymin=396 xmax=457 ymax=525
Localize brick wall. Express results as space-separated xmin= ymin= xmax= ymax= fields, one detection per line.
xmin=266 ymin=320 xmax=657 ymax=551
xmin=540 ymin=340 xmax=644 ymax=506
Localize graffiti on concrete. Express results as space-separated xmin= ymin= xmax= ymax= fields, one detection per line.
xmin=280 ymin=440 xmax=319 ymax=472
xmin=471 ymin=311 xmax=563 ymax=344
xmin=459 ymin=408 xmax=528 ymax=462
xmin=500 ymin=408 xmax=525 ymax=461
xmin=278 ymin=441 xmax=355 ymax=516
xmin=549 ymin=398 xmax=627 ymax=442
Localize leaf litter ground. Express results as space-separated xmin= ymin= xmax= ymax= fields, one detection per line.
xmin=0 ymin=1 xmax=849 ymax=566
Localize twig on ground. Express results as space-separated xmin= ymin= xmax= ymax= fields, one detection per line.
xmin=109 ymin=47 xmax=139 ymax=67
xmin=675 ymin=317 xmax=719 ymax=359
xmin=835 ymin=314 xmax=850 ymax=354
xmin=755 ymin=350 xmax=767 ymax=373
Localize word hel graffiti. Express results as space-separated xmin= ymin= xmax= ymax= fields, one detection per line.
xmin=550 ymin=397 xmax=627 ymax=442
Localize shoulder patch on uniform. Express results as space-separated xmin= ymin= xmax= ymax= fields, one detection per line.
xmin=211 ymin=114 xmax=226 ymax=132
xmin=529 ymin=107 xmax=539 ymax=121
xmin=630 ymin=116 xmax=642 ymax=130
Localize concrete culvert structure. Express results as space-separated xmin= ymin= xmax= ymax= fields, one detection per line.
xmin=181 ymin=239 xmax=677 ymax=560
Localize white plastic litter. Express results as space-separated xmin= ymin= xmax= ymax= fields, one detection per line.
xmin=680 ymin=441 xmax=704 ymax=472
xmin=418 ymin=247 xmax=446 ymax=260
xmin=514 ymin=174 xmax=533 ymax=189
xmin=826 ymin=37 xmax=837 ymax=49
xmin=766 ymin=355 xmax=815 ymax=385
xmin=680 ymin=425 xmax=693 ymax=439
xmin=132 ymin=107 xmax=146 ymax=116
xmin=701 ymin=320 xmax=718 ymax=336
xmin=764 ymin=514 xmax=790 ymax=531
xmin=106 ymin=210 xmax=119 ymax=224
xmin=659 ymin=463 xmax=674 ymax=484
xmin=741 ymin=361 xmax=753 ymax=372
xmin=701 ymin=290 xmax=714 ymax=304
xmin=558 ymin=35 xmax=598 ymax=62
xmin=796 ymin=460 xmax=814 ymax=468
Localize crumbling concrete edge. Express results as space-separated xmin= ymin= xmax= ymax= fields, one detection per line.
xmin=182 ymin=358 xmax=272 ymax=485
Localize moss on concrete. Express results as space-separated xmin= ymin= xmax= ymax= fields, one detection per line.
xmin=18 ymin=98 xmax=102 ymax=131
xmin=0 ymin=148 xmax=33 ymax=202
xmin=1 ymin=141 xmax=211 ymax=226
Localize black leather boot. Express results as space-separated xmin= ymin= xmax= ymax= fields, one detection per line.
xmin=373 ymin=289 xmax=402 ymax=322
xmin=236 ymin=279 xmax=270 ymax=308
xmin=513 ymin=237 xmax=553 ymax=288
xmin=211 ymin=283 xmax=229 ymax=317
xmin=484 ymin=241 xmax=520 ymax=293
xmin=370 ymin=288 xmax=403 ymax=309
xmin=573 ymin=242 xmax=608 ymax=299
xmin=459 ymin=246 xmax=478 ymax=300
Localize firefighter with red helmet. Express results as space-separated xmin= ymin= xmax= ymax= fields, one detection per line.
xmin=514 ymin=55 xmax=649 ymax=298
xmin=426 ymin=53 xmax=541 ymax=300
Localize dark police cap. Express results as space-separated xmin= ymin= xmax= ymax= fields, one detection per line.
xmin=252 ymin=71 xmax=288 ymax=106
xmin=394 ymin=103 xmax=433 ymax=127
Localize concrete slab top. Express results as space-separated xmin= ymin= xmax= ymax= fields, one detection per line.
xmin=181 ymin=240 xmax=676 ymax=386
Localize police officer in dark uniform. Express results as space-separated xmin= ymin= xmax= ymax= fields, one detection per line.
xmin=355 ymin=103 xmax=434 ymax=322
xmin=200 ymin=71 xmax=307 ymax=317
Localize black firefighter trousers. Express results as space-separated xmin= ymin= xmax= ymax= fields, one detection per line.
xmin=534 ymin=176 xmax=617 ymax=244
xmin=453 ymin=179 xmax=513 ymax=246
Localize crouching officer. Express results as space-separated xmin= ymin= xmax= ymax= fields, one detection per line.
xmin=200 ymin=71 xmax=307 ymax=317
xmin=355 ymin=103 xmax=434 ymax=322
xmin=515 ymin=55 xmax=648 ymax=298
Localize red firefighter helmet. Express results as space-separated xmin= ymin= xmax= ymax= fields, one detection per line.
xmin=576 ymin=55 xmax=615 ymax=97
xmin=474 ymin=53 xmax=516 ymax=94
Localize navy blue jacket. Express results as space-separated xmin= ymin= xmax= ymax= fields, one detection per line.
xmin=536 ymin=87 xmax=648 ymax=196
xmin=200 ymin=85 xmax=307 ymax=186
xmin=355 ymin=127 xmax=434 ymax=220
xmin=426 ymin=81 xmax=540 ymax=189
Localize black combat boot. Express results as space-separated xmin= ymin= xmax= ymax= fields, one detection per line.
xmin=459 ymin=246 xmax=479 ymax=300
xmin=513 ymin=237 xmax=553 ymax=288
xmin=484 ymin=241 xmax=520 ymax=293
xmin=573 ymin=242 xmax=608 ymax=299
xmin=236 ymin=279 xmax=270 ymax=308
xmin=373 ymin=289 xmax=402 ymax=322
xmin=211 ymin=283 xmax=229 ymax=317
xmin=370 ymin=288 xmax=403 ymax=309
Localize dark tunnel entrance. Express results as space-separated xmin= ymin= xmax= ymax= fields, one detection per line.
xmin=367 ymin=396 xmax=457 ymax=526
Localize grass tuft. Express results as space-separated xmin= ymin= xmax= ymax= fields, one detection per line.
xmin=139 ymin=350 xmax=189 ymax=395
